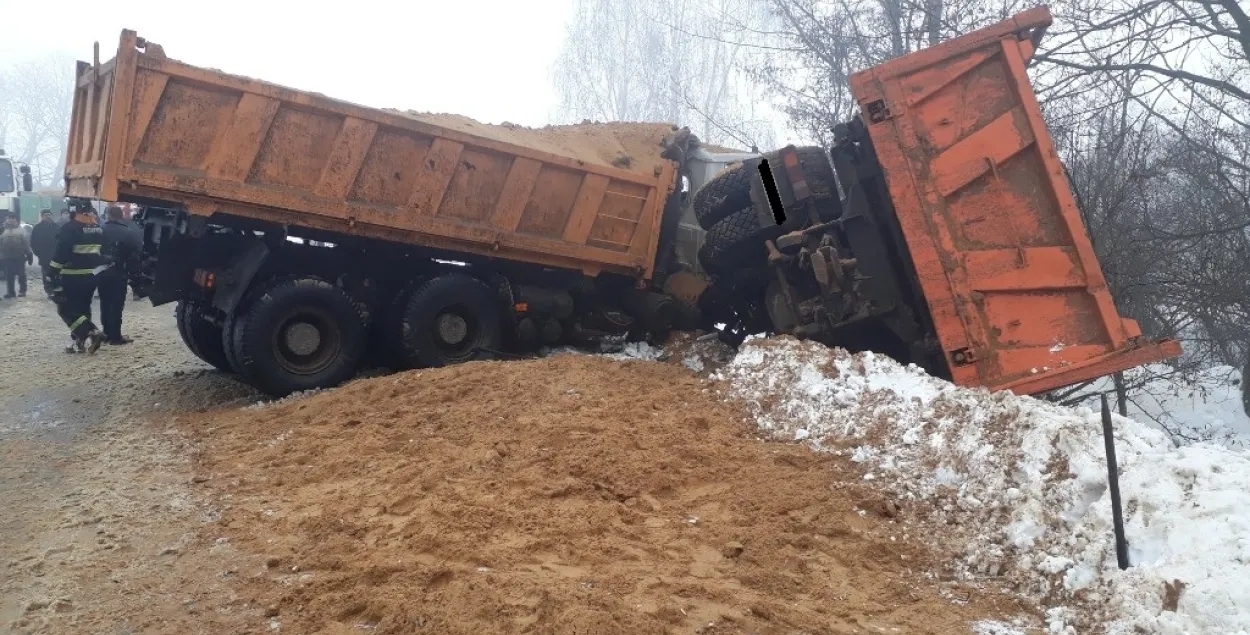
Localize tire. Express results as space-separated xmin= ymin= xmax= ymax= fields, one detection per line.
xmin=370 ymin=277 xmax=427 ymax=371
xmin=399 ymin=274 xmax=503 ymax=368
xmin=176 ymin=301 xmax=231 ymax=372
xmin=693 ymin=164 xmax=751 ymax=230
xmin=698 ymin=206 xmax=772 ymax=274
xmin=692 ymin=147 xmax=838 ymax=231
xmin=228 ymin=277 xmax=367 ymax=397
xmin=175 ymin=302 xmax=196 ymax=355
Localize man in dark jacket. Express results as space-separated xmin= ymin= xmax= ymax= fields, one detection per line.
xmin=30 ymin=209 xmax=59 ymax=296
xmin=99 ymin=205 xmax=142 ymax=345
xmin=48 ymin=205 xmax=107 ymax=354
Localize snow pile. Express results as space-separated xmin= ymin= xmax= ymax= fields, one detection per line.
xmin=714 ymin=337 xmax=1250 ymax=634
xmin=1080 ymin=365 xmax=1250 ymax=446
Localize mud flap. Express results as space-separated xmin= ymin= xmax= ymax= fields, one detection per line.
xmin=211 ymin=240 xmax=269 ymax=315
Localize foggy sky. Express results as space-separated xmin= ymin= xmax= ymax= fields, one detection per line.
xmin=0 ymin=0 xmax=574 ymax=127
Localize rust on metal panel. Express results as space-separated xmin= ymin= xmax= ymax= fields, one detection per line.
xmin=204 ymin=93 xmax=282 ymax=181
xmin=561 ymin=174 xmax=611 ymax=244
xmin=346 ymin=130 xmax=432 ymax=207
xmin=313 ymin=117 xmax=379 ymax=200
xmin=406 ymin=138 xmax=464 ymax=216
xmin=964 ymin=247 xmax=1085 ymax=291
xmin=125 ymin=70 xmax=170 ymax=161
xmin=79 ymin=80 xmax=96 ymax=165
xmin=489 ymin=157 xmax=543 ymax=231
xmin=998 ymin=36 xmax=1129 ymax=346
xmin=516 ymin=166 xmax=584 ymax=239
xmin=437 ymin=148 xmax=514 ymax=223
xmin=248 ymin=107 xmax=343 ymax=190
xmin=629 ymin=185 xmax=661 ymax=260
xmin=89 ymin=78 xmax=113 ymax=169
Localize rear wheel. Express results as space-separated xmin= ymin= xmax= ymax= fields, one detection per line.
xmin=399 ymin=274 xmax=502 ymax=368
xmin=370 ymin=277 xmax=427 ymax=370
xmin=176 ymin=301 xmax=231 ymax=372
xmin=228 ymin=277 xmax=367 ymax=397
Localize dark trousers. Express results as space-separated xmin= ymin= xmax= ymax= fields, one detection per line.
xmin=3 ymin=258 xmax=26 ymax=296
xmin=98 ymin=272 xmax=128 ymax=341
xmin=40 ymin=262 xmax=53 ymax=295
xmin=57 ymin=274 xmax=99 ymax=340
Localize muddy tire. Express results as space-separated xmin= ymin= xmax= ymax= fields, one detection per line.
xmin=399 ymin=274 xmax=502 ymax=368
xmin=693 ymin=164 xmax=752 ymax=230
xmin=698 ymin=206 xmax=771 ymax=274
xmin=176 ymin=301 xmax=231 ymax=373
xmin=227 ymin=277 xmax=367 ymax=397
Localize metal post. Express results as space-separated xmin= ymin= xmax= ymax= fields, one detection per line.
xmin=1101 ymin=393 xmax=1130 ymax=570
xmin=1113 ymin=371 xmax=1128 ymax=417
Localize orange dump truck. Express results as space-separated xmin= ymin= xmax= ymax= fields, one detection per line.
xmin=64 ymin=6 xmax=1177 ymax=396
xmin=686 ymin=5 xmax=1178 ymax=394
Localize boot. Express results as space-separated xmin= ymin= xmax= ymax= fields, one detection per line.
xmin=86 ymin=330 xmax=105 ymax=355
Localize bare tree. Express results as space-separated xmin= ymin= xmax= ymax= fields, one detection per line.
xmin=554 ymin=0 xmax=778 ymax=149
xmin=0 ymin=52 xmax=75 ymax=187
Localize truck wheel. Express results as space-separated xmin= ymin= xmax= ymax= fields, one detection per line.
xmin=176 ymin=301 xmax=231 ymax=372
xmin=400 ymin=274 xmax=502 ymax=368
xmin=229 ymin=277 xmax=366 ymax=397
xmin=698 ymin=206 xmax=772 ymax=274
xmin=693 ymin=164 xmax=751 ymax=230
xmin=370 ymin=277 xmax=427 ymax=370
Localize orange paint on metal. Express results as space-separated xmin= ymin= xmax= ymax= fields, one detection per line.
xmin=849 ymin=5 xmax=1180 ymax=395
xmin=64 ymin=32 xmax=682 ymax=281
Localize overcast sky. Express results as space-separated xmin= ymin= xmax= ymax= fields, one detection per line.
xmin=0 ymin=0 xmax=575 ymax=127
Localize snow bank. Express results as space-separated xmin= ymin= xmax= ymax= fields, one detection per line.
xmin=1080 ymin=365 xmax=1250 ymax=446
xmin=714 ymin=337 xmax=1250 ymax=634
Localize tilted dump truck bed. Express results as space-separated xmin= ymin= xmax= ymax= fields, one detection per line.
xmin=64 ymin=31 xmax=683 ymax=279
xmin=847 ymin=6 xmax=1180 ymax=394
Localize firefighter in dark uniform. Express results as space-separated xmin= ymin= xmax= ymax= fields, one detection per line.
xmin=48 ymin=204 xmax=108 ymax=354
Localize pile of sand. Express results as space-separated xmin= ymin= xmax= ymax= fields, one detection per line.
xmin=189 ymin=356 xmax=1018 ymax=635
xmin=395 ymin=112 xmax=680 ymax=177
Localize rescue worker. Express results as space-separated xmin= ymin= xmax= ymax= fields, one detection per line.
xmin=99 ymin=205 xmax=141 ymax=345
xmin=30 ymin=209 xmax=58 ymax=296
xmin=0 ymin=215 xmax=34 ymax=298
xmin=48 ymin=204 xmax=107 ymax=354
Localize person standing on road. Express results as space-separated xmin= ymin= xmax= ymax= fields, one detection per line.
xmin=30 ymin=210 xmax=59 ymax=296
xmin=48 ymin=206 xmax=107 ymax=354
xmin=0 ymin=215 xmax=34 ymax=298
xmin=99 ymin=205 xmax=141 ymax=345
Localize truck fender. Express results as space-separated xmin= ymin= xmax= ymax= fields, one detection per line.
xmin=212 ymin=240 xmax=269 ymax=315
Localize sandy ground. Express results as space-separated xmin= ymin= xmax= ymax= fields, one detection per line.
xmin=0 ymin=267 xmax=1020 ymax=634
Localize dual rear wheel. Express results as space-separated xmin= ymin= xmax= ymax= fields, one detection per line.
xmin=175 ymin=273 xmax=504 ymax=397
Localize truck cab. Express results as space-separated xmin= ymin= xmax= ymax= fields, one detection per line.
xmin=0 ymin=151 xmax=35 ymax=221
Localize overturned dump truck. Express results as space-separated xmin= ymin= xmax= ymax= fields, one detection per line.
xmin=692 ymin=5 xmax=1180 ymax=395
xmin=65 ymin=5 xmax=1178 ymax=397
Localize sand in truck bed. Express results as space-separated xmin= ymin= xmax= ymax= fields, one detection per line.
xmin=394 ymin=112 xmax=680 ymax=176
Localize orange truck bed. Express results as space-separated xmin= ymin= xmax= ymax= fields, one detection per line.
xmin=64 ymin=31 xmax=683 ymax=280
xmin=848 ymin=5 xmax=1180 ymax=394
